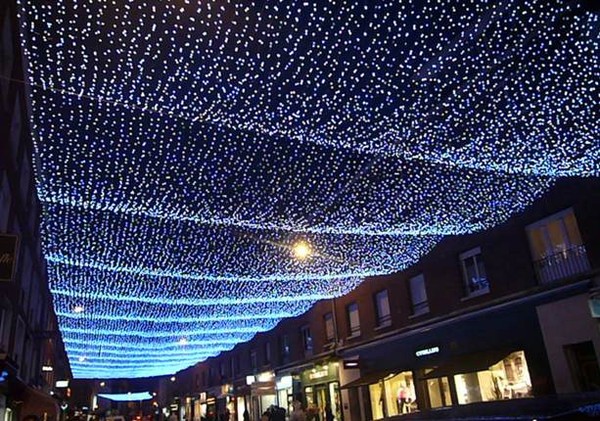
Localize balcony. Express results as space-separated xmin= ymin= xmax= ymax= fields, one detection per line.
xmin=533 ymin=244 xmax=590 ymax=284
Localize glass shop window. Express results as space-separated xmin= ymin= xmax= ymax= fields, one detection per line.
xmin=454 ymin=350 xmax=533 ymax=405
xmin=368 ymin=371 xmax=418 ymax=420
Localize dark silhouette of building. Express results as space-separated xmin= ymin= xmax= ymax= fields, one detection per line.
xmin=0 ymin=2 xmax=72 ymax=421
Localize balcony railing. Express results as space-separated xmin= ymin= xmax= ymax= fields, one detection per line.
xmin=533 ymin=244 xmax=590 ymax=284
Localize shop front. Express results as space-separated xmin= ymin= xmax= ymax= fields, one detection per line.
xmin=233 ymin=379 xmax=250 ymax=421
xmin=421 ymin=349 xmax=532 ymax=407
xmin=196 ymin=388 xmax=218 ymax=421
xmin=339 ymin=295 xmax=552 ymax=420
xmin=300 ymin=362 xmax=343 ymax=421
xmin=345 ymin=348 xmax=533 ymax=420
xmin=275 ymin=374 xmax=294 ymax=415
xmin=216 ymin=384 xmax=236 ymax=420
xmin=192 ymin=393 xmax=206 ymax=421
xmin=247 ymin=371 xmax=277 ymax=420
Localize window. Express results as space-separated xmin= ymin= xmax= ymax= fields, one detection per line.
xmin=374 ymin=290 xmax=391 ymax=327
xmin=527 ymin=208 xmax=589 ymax=283
xmin=409 ymin=274 xmax=429 ymax=315
xmin=250 ymin=349 xmax=257 ymax=370
xmin=324 ymin=313 xmax=335 ymax=342
xmin=0 ymin=308 xmax=6 ymax=350
xmin=460 ymin=247 xmax=489 ymax=296
xmin=346 ymin=302 xmax=360 ymax=337
xmin=280 ymin=334 xmax=291 ymax=362
xmin=264 ymin=342 xmax=271 ymax=364
xmin=13 ymin=317 xmax=25 ymax=366
xmin=301 ymin=325 xmax=313 ymax=354
xmin=0 ymin=174 xmax=11 ymax=232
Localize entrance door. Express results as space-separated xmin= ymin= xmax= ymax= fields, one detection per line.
xmin=565 ymin=341 xmax=600 ymax=391
xmin=315 ymin=385 xmax=328 ymax=420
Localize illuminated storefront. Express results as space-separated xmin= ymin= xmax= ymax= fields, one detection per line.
xmin=368 ymin=372 xmax=417 ymax=419
xmin=300 ymin=363 xmax=343 ymax=421
xmin=454 ymin=351 xmax=532 ymax=404
xmin=421 ymin=349 xmax=533 ymax=408
xmin=247 ymin=371 xmax=277 ymax=419
xmin=359 ymin=350 xmax=532 ymax=419
xmin=275 ymin=374 xmax=294 ymax=414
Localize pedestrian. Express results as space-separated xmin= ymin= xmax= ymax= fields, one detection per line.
xmin=324 ymin=405 xmax=334 ymax=421
xmin=289 ymin=401 xmax=305 ymax=421
xmin=242 ymin=409 xmax=250 ymax=421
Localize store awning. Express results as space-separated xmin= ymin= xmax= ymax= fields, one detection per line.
xmin=420 ymin=348 xmax=516 ymax=380
xmin=19 ymin=383 xmax=60 ymax=420
xmin=341 ymin=370 xmax=396 ymax=389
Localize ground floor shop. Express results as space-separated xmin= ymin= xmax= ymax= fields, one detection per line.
xmin=339 ymin=283 xmax=595 ymax=420
xmin=246 ymin=371 xmax=277 ymax=420
xmin=299 ymin=362 xmax=343 ymax=421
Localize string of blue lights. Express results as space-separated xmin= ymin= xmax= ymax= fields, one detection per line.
xmin=18 ymin=0 xmax=599 ymax=377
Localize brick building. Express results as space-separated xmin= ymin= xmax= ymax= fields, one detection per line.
xmin=0 ymin=2 xmax=72 ymax=421
xmin=165 ymin=177 xmax=600 ymax=421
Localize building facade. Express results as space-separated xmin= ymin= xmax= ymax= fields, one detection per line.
xmin=165 ymin=177 xmax=600 ymax=421
xmin=0 ymin=2 xmax=72 ymax=421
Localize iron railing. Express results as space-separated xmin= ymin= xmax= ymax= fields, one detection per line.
xmin=533 ymin=244 xmax=590 ymax=284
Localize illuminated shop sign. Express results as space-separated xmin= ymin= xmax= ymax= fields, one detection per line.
xmin=343 ymin=360 xmax=359 ymax=369
xmin=309 ymin=369 xmax=329 ymax=380
xmin=415 ymin=346 xmax=440 ymax=357
xmin=56 ymin=380 xmax=70 ymax=388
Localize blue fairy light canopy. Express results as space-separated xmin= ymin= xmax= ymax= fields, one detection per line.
xmin=18 ymin=0 xmax=598 ymax=378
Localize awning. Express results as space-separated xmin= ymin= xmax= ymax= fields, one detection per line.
xmin=420 ymin=348 xmax=517 ymax=380
xmin=341 ymin=370 xmax=396 ymax=389
xmin=19 ymin=383 xmax=60 ymax=421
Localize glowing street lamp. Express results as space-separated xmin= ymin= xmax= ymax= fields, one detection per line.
xmin=292 ymin=240 xmax=312 ymax=260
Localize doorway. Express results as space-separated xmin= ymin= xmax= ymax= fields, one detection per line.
xmin=565 ymin=341 xmax=600 ymax=391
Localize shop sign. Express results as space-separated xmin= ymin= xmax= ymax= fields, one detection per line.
xmin=415 ymin=346 xmax=440 ymax=357
xmin=0 ymin=235 xmax=18 ymax=282
xmin=308 ymin=369 xmax=329 ymax=380
xmin=56 ymin=380 xmax=70 ymax=388
xmin=343 ymin=360 xmax=359 ymax=369
xmin=246 ymin=375 xmax=255 ymax=385
xmin=276 ymin=375 xmax=292 ymax=389
xmin=256 ymin=371 xmax=275 ymax=382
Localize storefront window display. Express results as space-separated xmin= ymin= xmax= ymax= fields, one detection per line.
xmin=368 ymin=372 xmax=418 ymax=419
xmin=301 ymin=363 xmax=343 ymax=420
xmin=454 ymin=351 xmax=532 ymax=405
xmin=276 ymin=375 xmax=293 ymax=415
xmin=426 ymin=376 xmax=452 ymax=409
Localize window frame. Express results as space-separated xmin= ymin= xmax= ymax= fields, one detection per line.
xmin=346 ymin=302 xmax=361 ymax=337
xmin=374 ymin=289 xmax=392 ymax=327
xmin=300 ymin=325 xmax=313 ymax=353
xmin=323 ymin=312 xmax=335 ymax=342
xmin=459 ymin=247 xmax=490 ymax=298
xmin=408 ymin=274 xmax=429 ymax=316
